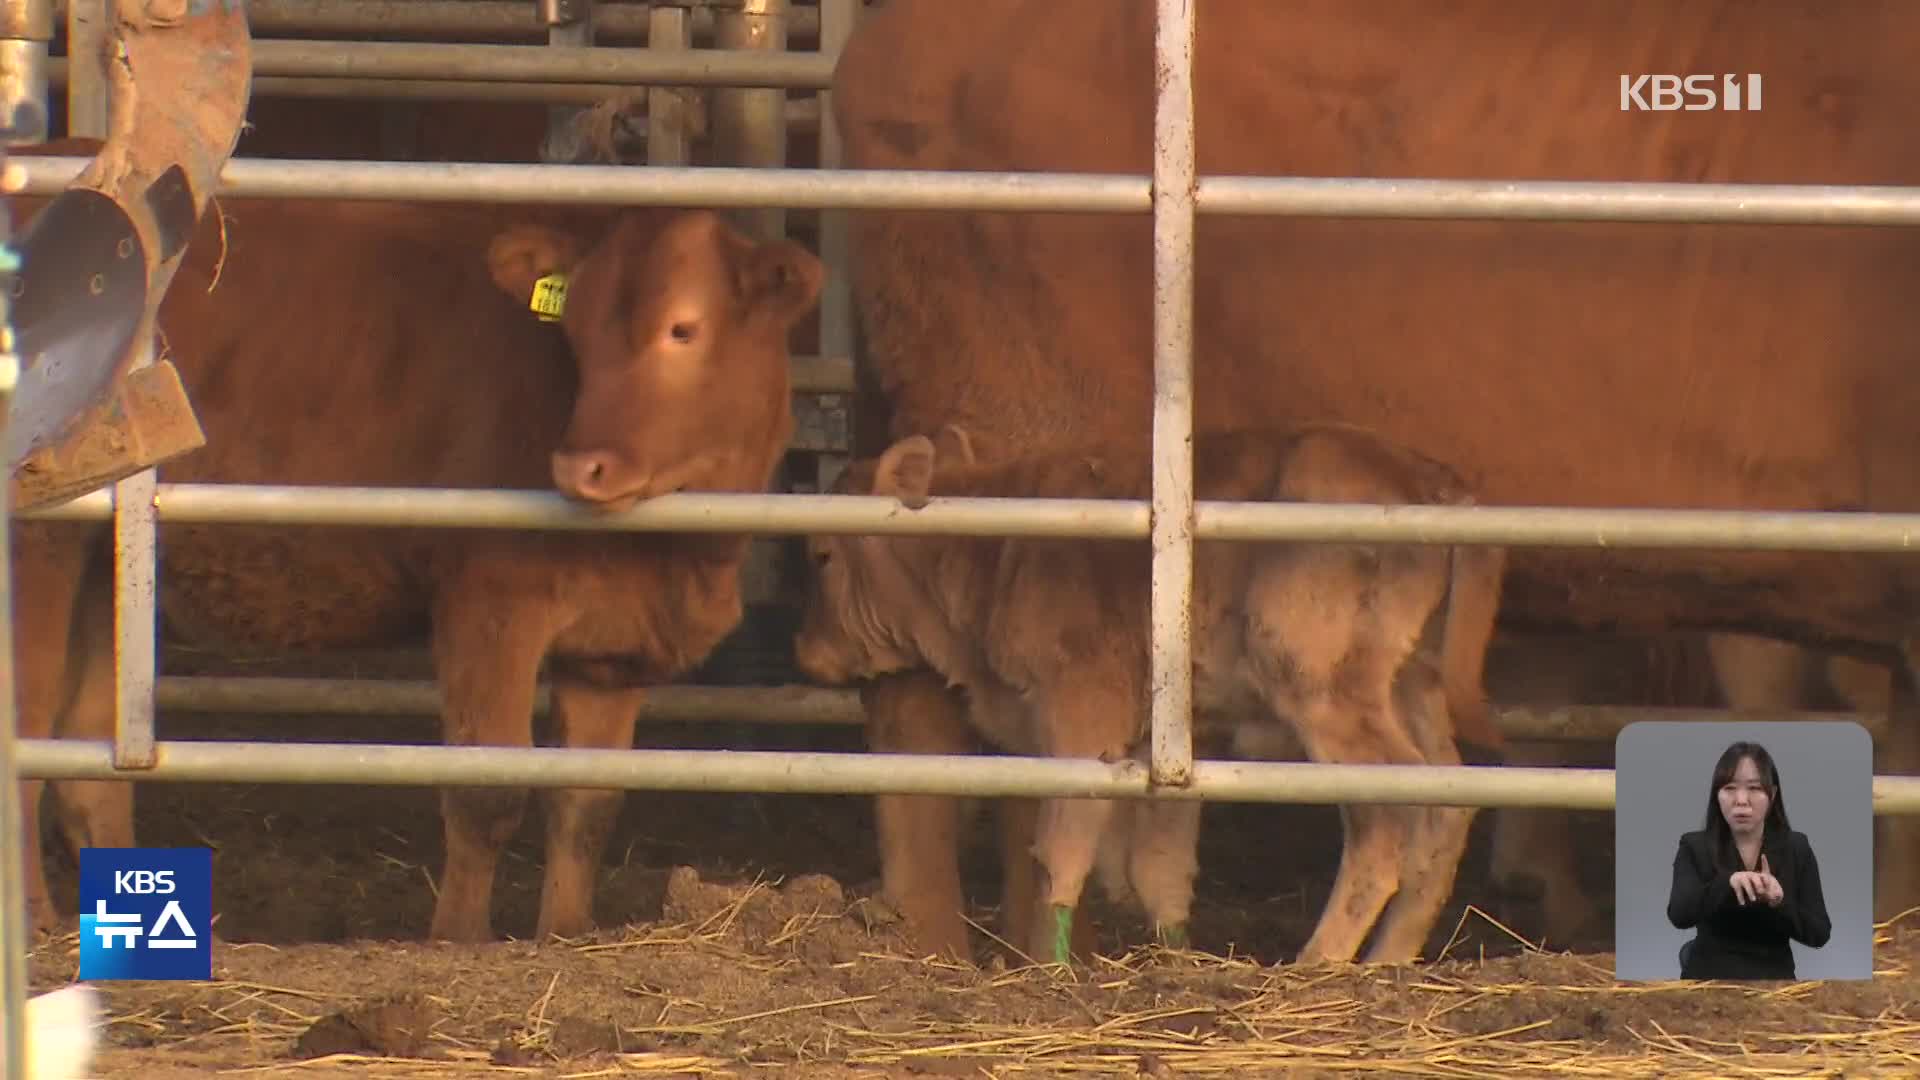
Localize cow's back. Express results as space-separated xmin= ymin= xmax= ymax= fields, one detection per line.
xmin=835 ymin=0 xmax=1920 ymax=647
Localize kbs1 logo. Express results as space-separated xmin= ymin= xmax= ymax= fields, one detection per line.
xmin=1620 ymin=74 xmax=1763 ymax=112
xmin=78 ymin=848 xmax=213 ymax=981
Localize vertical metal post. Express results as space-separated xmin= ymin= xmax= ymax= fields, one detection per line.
xmin=646 ymin=3 xmax=691 ymax=167
xmin=0 ymin=0 xmax=50 ymax=145
xmin=711 ymin=0 xmax=788 ymax=243
xmin=0 ymin=8 xmax=44 ymax=1064
xmin=813 ymin=0 xmax=858 ymax=493
xmin=1148 ymin=0 xmax=1196 ymax=788
xmin=0 ymin=145 xmax=29 ymax=1080
xmin=67 ymin=0 xmax=160 ymax=771
xmin=63 ymin=0 xmax=107 ymax=138
xmin=0 ymin=347 xmax=24 ymax=1080
xmin=539 ymin=0 xmax=594 ymax=163
xmin=112 ymin=363 xmax=158 ymax=769
xmin=711 ymin=0 xmax=790 ymax=610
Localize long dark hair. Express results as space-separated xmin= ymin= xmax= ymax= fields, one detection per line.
xmin=1703 ymin=740 xmax=1791 ymax=871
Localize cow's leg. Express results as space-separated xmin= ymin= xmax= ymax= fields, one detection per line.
xmin=1089 ymin=735 xmax=1231 ymax=952
xmin=9 ymin=523 xmax=101 ymax=935
xmin=1484 ymin=738 xmax=1603 ymax=944
xmin=1029 ymin=794 xmax=1118 ymax=965
xmin=1116 ymin=797 xmax=1204 ymax=950
xmin=998 ymin=797 xmax=1098 ymax=962
xmin=537 ymin=682 xmax=645 ymax=940
xmin=1827 ymin=654 xmax=1893 ymax=714
xmin=1027 ymin=682 xmax=1135 ymax=965
xmin=1281 ymin=695 xmax=1417 ymax=965
xmin=1362 ymin=667 xmax=1477 ymax=964
xmin=50 ymin=567 xmax=136 ymax=862
xmin=863 ymin=671 xmax=977 ymax=961
xmin=426 ymin=583 xmax=567 ymax=942
xmin=1484 ymin=642 xmax=1599 ymax=946
xmin=1827 ymin=652 xmax=1902 ymax=918
xmin=1706 ymin=632 xmax=1813 ymax=711
xmin=1244 ymin=549 xmax=1428 ymax=965
xmin=1090 ymin=797 xmax=1137 ymax=911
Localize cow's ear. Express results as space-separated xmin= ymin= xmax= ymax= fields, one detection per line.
xmin=488 ymin=225 xmax=585 ymax=311
xmin=872 ymin=435 xmax=938 ymax=510
xmin=740 ymin=238 xmax=825 ymax=329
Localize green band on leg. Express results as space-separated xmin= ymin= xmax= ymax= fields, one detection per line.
xmin=1157 ymin=922 xmax=1190 ymax=950
xmin=1049 ymin=904 xmax=1075 ymax=964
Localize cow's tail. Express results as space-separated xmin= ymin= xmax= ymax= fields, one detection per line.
xmin=1437 ymin=518 xmax=1508 ymax=756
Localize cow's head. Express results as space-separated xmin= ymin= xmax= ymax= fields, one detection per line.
xmin=792 ymin=426 xmax=979 ymax=685
xmin=488 ymin=210 xmax=824 ymax=512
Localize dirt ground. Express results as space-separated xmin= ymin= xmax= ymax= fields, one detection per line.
xmin=23 ymin=632 xmax=1920 ymax=1078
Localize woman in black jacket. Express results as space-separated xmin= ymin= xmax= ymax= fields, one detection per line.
xmin=1666 ymin=740 xmax=1833 ymax=980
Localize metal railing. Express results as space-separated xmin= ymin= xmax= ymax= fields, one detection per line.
xmin=8 ymin=0 xmax=1918 ymax=819
xmin=136 ymin=675 xmax=1897 ymax=743
xmin=52 ymin=0 xmax=828 ymax=44
xmin=11 ymin=0 xmax=1920 ymax=814
xmin=16 ymin=478 xmax=1920 ymax=813
xmin=0 ymin=163 xmax=29 ymax=1080
xmin=8 ymin=13 xmax=1920 ymax=1067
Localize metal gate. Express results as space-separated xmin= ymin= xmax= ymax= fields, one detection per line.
xmin=8 ymin=0 xmax=1920 ymax=1069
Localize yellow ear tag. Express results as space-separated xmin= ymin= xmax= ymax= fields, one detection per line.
xmin=530 ymin=273 xmax=569 ymax=322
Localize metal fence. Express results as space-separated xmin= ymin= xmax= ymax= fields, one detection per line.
xmin=9 ymin=0 xmax=1920 ymax=1037
xmin=8 ymin=0 xmax=1920 ymax=1069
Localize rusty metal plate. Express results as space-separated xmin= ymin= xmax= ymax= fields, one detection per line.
xmin=2 ymin=189 xmax=148 ymax=472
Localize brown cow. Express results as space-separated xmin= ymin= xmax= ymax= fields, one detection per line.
xmin=8 ymin=137 xmax=824 ymax=942
xmin=792 ymin=423 xmax=1505 ymax=964
xmin=828 ymin=0 xmax=1920 ymax=961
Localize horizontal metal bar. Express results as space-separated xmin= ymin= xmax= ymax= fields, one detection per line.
xmin=1496 ymin=705 xmax=1888 ymax=742
xmin=22 ymin=155 xmax=1920 ymax=224
xmin=43 ymin=58 xmax=826 ymax=119
xmin=1200 ymin=175 xmax=1920 ymax=226
xmin=22 ymin=157 xmax=1920 ymax=225
xmin=1192 ymin=501 xmax=1920 ymax=552
xmin=151 ymin=674 xmax=1887 ymax=742
xmin=791 ymin=354 xmax=853 ymax=394
xmin=19 ymin=738 xmax=1920 ymax=813
xmin=14 ymin=156 xmax=1150 ymax=212
xmin=158 ymin=676 xmax=861 ymax=726
xmin=158 ymin=0 xmax=824 ymax=42
xmin=21 ymin=485 xmax=1149 ymax=535
xmin=26 ymin=485 xmax=1920 ymax=554
xmin=244 ymin=39 xmax=835 ymax=88
xmin=7 ymin=738 xmax=1595 ymax=807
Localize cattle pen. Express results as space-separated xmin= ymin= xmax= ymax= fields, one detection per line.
xmin=6 ymin=1 xmax=1920 ymax=1076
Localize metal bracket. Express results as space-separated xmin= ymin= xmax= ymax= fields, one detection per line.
xmin=11 ymin=358 xmax=202 ymax=510
xmin=3 ymin=0 xmax=251 ymax=511
xmin=0 ymin=0 xmax=53 ymax=146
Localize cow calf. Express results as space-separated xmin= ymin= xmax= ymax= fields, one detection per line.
xmin=793 ymin=423 xmax=1506 ymax=965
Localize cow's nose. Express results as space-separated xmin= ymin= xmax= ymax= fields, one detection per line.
xmin=551 ymin=449 xmax=623 ymax=503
